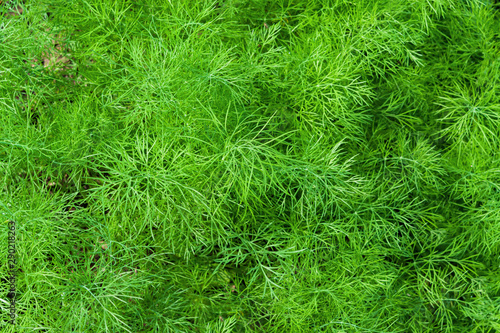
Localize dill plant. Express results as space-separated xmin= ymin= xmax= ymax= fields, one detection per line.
xmin=1 ymin=0 xmax=500 ymax=332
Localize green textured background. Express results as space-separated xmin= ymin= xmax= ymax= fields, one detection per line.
xmin=1 ymin=0 xmax=500 ymax=331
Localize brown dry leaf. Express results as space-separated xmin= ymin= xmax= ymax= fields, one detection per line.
xmin=5 ymin=5 xmax=22 ymax=17
xmin=98 ymin=240 xmax=108 ymax=250
xmin=38 ymin=31 xmax=72 ymax=72
xmin=42 ymin=50 xmax=70 ymax=70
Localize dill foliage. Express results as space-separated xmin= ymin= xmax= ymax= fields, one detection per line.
xmin=1 ymin=0 xmax=499 ymax=331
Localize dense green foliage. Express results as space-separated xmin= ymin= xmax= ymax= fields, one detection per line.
xmin=1 ymin=0 xmax=500 ymax=331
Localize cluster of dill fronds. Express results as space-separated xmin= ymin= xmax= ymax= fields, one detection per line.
xmin=1 ymin=0 xmax=499 ymax=331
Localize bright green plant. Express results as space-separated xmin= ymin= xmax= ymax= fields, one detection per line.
xmin=1 ymin=0 xmax=499 ymax=332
